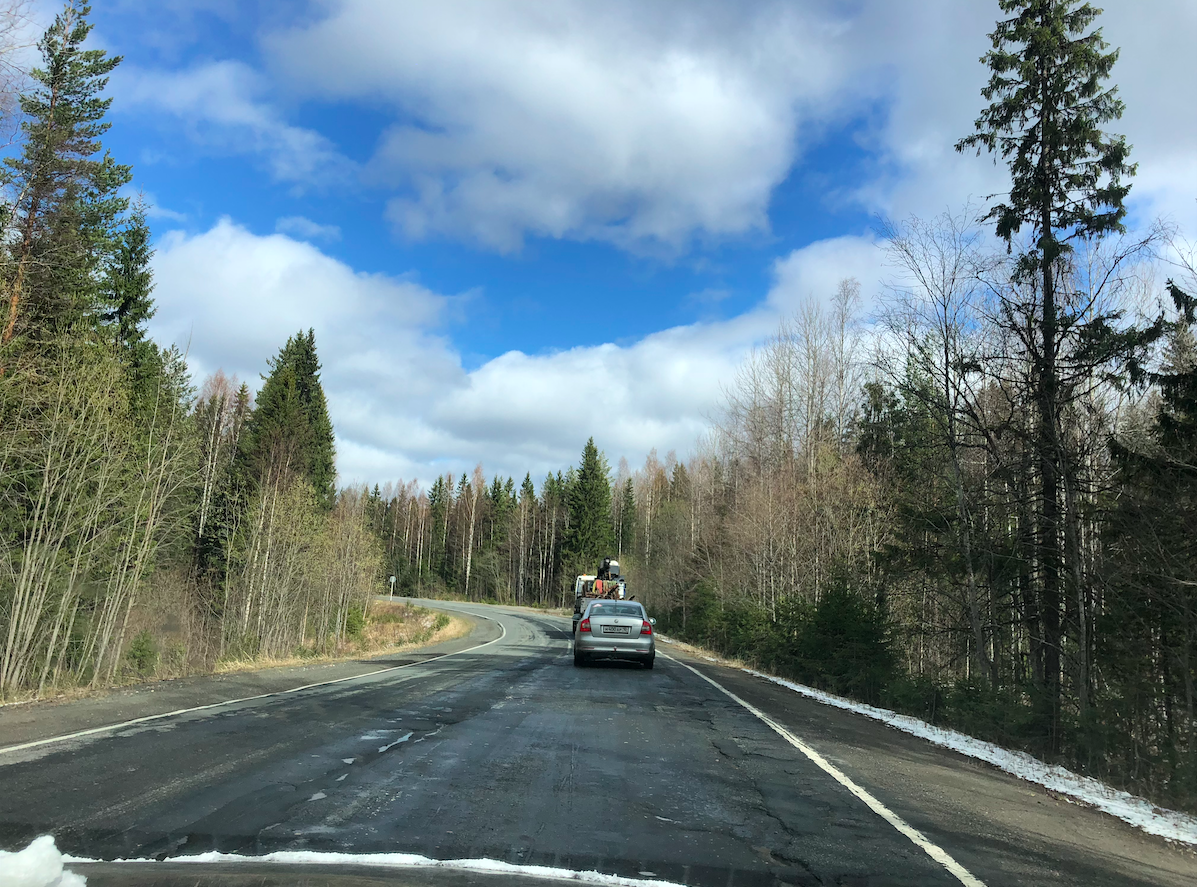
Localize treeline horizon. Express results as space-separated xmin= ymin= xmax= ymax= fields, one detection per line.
xmin=362 ymin=0 xmax=1197 ymax=817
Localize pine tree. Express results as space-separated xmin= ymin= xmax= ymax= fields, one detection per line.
xmin=563 ymin=438 xmax=615 ymax=572
xmin=956 ymin=0 xmax=1135 ymax=750
xmin=2 ymin=1 xmax=131 ymax=350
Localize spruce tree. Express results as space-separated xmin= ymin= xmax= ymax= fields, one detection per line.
xmin=956 ymin=0 xmax=1134 ymax=750
xmin=239 ymin=330 xmax=336 ymax=508
xmin=102 ymin=202 xmax=160 ymax=408
xmin=618 ymin=477 xmax=635 ymax=557
xmin=1105 ymin=283 xmax=1197 ymax=799
xmin=563 ymin=438 xmax=616 ymax=571
xmin=2 ymin=1 xmax=131 ymax=349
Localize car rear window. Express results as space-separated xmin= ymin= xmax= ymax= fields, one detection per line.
xmin=588 ymin=603 xmax=643 ymax=618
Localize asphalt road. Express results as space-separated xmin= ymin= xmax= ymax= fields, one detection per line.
xmin=0 ymin=601 xmax=1194 ymax=886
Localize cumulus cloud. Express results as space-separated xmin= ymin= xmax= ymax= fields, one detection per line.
xmin=264 ymin=0 xmax=850 ymax=252
xmin=112 ymin=2 xmax=1193 ymax=252
xmin=149 ymin=217 xmax=449 ymax=392
xmin=149 ymin=219 xmax=890 ymax=487
xmin=113 ymin=60 xmax=355 ymax=186
xmin=768 ymin=234 xmax=886 ymax=314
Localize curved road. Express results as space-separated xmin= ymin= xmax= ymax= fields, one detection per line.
xmin=0 ymin=602 xmax=1193 ymax=886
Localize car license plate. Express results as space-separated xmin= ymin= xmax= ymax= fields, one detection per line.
xmin=602 ymin=625 xmax=630 ymax=635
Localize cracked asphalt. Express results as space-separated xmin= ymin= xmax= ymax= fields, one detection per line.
xmin=1 ymin=601 xmax=1194 ymax=886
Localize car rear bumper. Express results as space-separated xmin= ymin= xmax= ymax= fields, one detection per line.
xmin=574 ymin=635 xmax=655 ymax=659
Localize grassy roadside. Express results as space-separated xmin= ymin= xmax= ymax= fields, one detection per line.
xmin=213 ymin=602 xmax=471 ymax=675
xmin=1 ymin=603 xmax=472 ymax=708
xmin=405 ymin=594 xmax=571 ymax=618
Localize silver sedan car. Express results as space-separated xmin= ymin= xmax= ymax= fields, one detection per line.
xmin=573 ymin=600 xmax=656 ymax=669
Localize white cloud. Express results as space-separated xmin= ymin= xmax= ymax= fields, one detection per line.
xmin=149 ymin=219 xmax=891 ymax=487
xmin=768 ymin=234 xmax=885 ymax=315
xmin=276 ymin=215 xmax=342 ymax=242
xmin=264 ymin=0 xmax=850 ymax=253
xmin=148 ymin=220 xmax=792 ymax=485
xmin=113 ymin=60 xmax=355 ymax=186
xmin=112 ymin=2 xmax=1193 ymax=253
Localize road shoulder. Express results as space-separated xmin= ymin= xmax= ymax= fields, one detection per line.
xmin=663 ymin=646 xmax=1197 ymax=887
xmin=0 ymin=608 xmax=493 ymax=752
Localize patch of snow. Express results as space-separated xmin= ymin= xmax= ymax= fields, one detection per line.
xmin=336 ymin=774 xmax=347 ymax=782
xmin=0 ymin=835 xmax=87 ymax=886
xmin=341 ymin=758 xmax=355 ymax=764
xmin=65 ymin=850 xmax=689 ymax=886
xmin=378 ymin=731 xmax=414 ymax=753
xmin=742 ymin=667 xmax=1197 ymax=847
xmin=358 ymin=730 xmax=396 ymax=741
xmin=307 ymin=792 xmax=327 ymax=801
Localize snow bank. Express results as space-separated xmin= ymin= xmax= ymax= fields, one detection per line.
xmin=0 ymin=836 xmax=85 ymax=887
xmin=740 ymin=667 xmax=1197 ymax=846
xmin=61 ymin=850 xmax=686 ymax=886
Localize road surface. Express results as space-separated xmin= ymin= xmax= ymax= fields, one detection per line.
xmin=0 ymin=601 xmax=1193 ymax=886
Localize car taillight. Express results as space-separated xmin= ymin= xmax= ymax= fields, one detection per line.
xmin=579 ymin=618 xmax=591 ymax=632
xmin=640 ymin=620 xmax=652 ymax=635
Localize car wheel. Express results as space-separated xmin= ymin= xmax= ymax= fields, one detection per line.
xmin=643 ymin=655 xmax=654 ymax=670
xmin=574 ymin=652 xmax=585 ymax=667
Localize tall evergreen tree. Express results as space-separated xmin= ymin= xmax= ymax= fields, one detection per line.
xmin=239 ymin=330 xmax=337 ymax=507
xmin=2 ymin=1 xmax=130 ymax=349
xmin=1104 ymin=283 xmax=1197 ymax=801
xmin=956 ymin=0 xmax=1135 ymax=750
xmin=617 ymin=477 xmax=635 ymax=557
xmin=102 ymin=202 xmax=159 ymax=407
xmin=563 ymin=438 xmax=615 ymax=571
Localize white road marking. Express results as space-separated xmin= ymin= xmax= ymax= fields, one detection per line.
xmin=663 ymin=653 xmax=987 ymax=887
xmin=0 ymin=612 xmax=506 ymax=759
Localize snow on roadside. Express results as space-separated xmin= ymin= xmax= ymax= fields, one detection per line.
xmin=0 ymin=836 xmax=86 ymax=886
xmin=60 ymin=849 xmax=688 ymax=886
xmin=740 ymin=665 xmax=1197 ymax=846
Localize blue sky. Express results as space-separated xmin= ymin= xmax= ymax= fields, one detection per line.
xmin=58 ymin=0 xmax=1197 ymax=486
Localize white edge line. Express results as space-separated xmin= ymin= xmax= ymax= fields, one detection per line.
xmin=63 ymin=850 xmax=689 ymax=887
xmin=660 ymin=652 xmax=987 ymax=887
xmin=0 ymin=610 xmax=506 ymax=758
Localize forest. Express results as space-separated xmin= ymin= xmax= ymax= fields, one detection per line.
xmin=0 ymin=5 xmax=382 ymax=698
xmin=359 ymin=2 xmax=1197 ymax=815
xmin=2 ymin=0 xmax=1195 ymax=820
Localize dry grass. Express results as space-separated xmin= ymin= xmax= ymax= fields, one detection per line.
xmin=214 ymin=603 xmax=470 ymax=675
xmin=1 ymin=605 xmax=473 ymax=706
xmin=656 ymin=634 xmax=751 ymax=671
